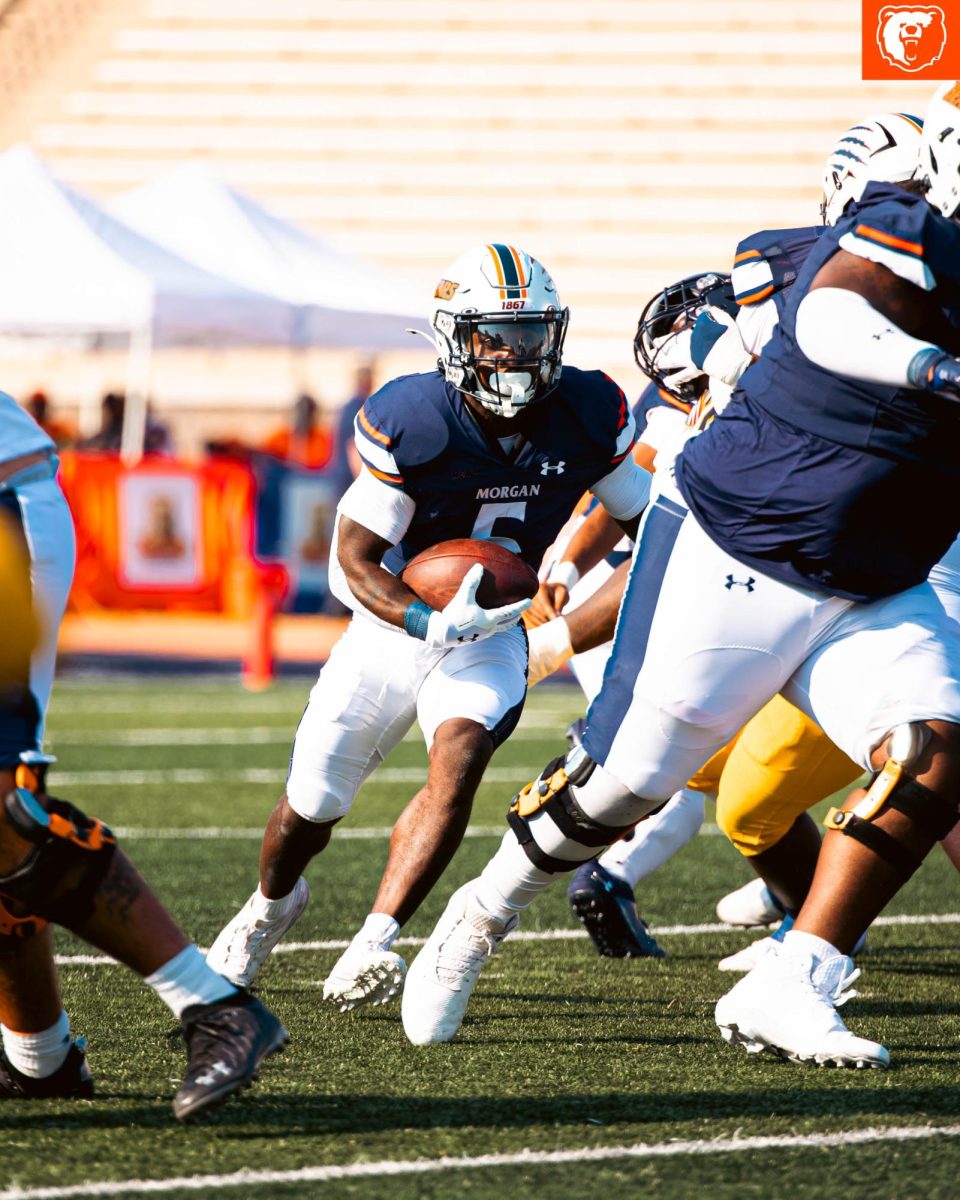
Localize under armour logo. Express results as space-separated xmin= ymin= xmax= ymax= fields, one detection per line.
xmin=197 ymin=1061 xmax=232 ymax=1087
xmin=540 ymin=460 xmax=566 ymax=476
xmin=725 ymin=574 xmax=755 ymax=592
xmin=457 ymin=632 xmax=482 ymax=642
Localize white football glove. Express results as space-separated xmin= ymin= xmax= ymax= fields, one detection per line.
xmin=526 ymin=616 xmax=574 ymax=686
xmin=690 ymin=306 xmax=753 ymax=387
xmin=424 ymin=564 xmax=531 ymax=649
xmin=653 ymin=327 xmax=703 ymax=390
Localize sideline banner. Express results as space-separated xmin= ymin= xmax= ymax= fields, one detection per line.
xmin=59 ymin=453 xmax=263 ymax=615
xmin=252 ymin=454 xmax=342 ymax=613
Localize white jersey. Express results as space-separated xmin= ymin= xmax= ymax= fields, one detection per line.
xmin=0 ymin=391 xmax=54 ymax=463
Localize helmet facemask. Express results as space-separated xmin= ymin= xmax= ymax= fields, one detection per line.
xmin=434 ymin=307 xmax=569 ymax=418
xmin=634 ymin=272 xmax=735 ymax=402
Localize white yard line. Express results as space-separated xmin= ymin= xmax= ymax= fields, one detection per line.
xmin=51 ymin=767 xmax=540 ymax=786
xmin=53 ymin=910 xmax=960 ymax=966
xmin=3 ymin=1124 xmax=959 ymax=1199
xmin=46 ymin=711 xmax=576 ymax=746
xmin=106 ymin=824 xmax=724 ymax=839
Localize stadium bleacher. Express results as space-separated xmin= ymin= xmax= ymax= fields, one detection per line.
xmin=0 ymin=0 xmax=932 ymax=387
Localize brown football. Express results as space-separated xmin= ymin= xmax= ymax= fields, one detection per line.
xmin=401 ymin=538 xmax=538 ymax=611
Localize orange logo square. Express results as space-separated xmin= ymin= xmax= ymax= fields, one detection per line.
xmin=863 ymin=2 xmax=960 ymax=78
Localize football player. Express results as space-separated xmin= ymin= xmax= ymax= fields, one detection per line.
xmin=401 ymin=83 xmax=960 ymax=1066
xmin=207 ymin=244 xmax=651 ymax=1012
xmin=527 ymin=273 xmax=740 ymax=957
xmin=0 ymin=483 xmax=285 ymax=1120
xmin=525 ymin=113 xmax=928 ymax=964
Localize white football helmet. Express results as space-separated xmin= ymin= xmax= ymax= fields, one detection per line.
xmin=920 ymin=82 xmax=960 ymax=219
xmin=430 ymin=244 xmax=569 ymax=418
xmin=820 ymin=112 xmax=923 ymax=225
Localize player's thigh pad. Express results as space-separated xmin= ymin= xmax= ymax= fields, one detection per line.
xmin=716 ymin=694 xmax=861 ymax=854
xmin=418 ymin=624 xmax=527 ymax=748
xmin=285 ymin=619 xmax=439 ymax=821
xmin=583 ymin=498 xmax=839 ymax=801
xmin=785 ymin=583 xmax=960 ymax=771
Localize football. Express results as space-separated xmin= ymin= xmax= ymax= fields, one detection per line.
xmin=401 ymin=538 xmax=538 ymax=611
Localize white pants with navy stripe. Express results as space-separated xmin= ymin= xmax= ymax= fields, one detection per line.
xmin=286 ymin=615 xmax=528 ymax=822
xmin=581 ymin=497 xmax=960 ymax=803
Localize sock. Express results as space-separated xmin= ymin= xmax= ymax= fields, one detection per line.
xmin=2 ymin=1010 xmax=71 ymax=1079
xmin=145 ymin=945 xmax=238 ymax=1018
xmin=355 ymin=912 xmax=399 ymax=950
xmin=599 ymin=787 xmax=706 ymax=888
xmin=250 ymin=883 xmax=300 ymax=920
xmin=782 ymin=929 xmax=842 ymax=964
xmin=473 ymin=831 xmax=556 ymax=923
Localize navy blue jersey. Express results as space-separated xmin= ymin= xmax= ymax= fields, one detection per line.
xmin=731 ymin=225 xmax=824 ymax=315
xmin=354 ymin=367 xmax=636 ymax=574
xmin=676 ymin=183 xmax=960 ymax=601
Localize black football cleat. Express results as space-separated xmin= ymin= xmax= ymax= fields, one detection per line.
xmin=173 ymin=990 xmax=287 ymax=1123
xmin=0 ymin=1040 xmax=94 ymax=1099
xmin=568 ymin=862 xmax=667 ymax=959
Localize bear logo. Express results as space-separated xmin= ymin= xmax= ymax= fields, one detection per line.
xmin=876 ymin=6 xmax=947 ymax=72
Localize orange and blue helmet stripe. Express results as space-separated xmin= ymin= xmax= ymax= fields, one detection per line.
xmin=485 ymin=244 xmax=529 ymax=302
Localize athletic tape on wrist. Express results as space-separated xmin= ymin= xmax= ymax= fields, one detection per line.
xmin=403 ymin=600 xmax=434 ymax=640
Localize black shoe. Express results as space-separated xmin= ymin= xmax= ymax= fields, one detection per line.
xmin=0 ymin=1041 xmax=94 ymax=1099
xmin=174 ymin=989 xmax=287 ymax=1123
xmin=568 ymin=862 xmax=667 ymax=959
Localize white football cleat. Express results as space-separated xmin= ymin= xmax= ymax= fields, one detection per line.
xmin=401 ymin=882 xmax=518 ymax=1045
xmin=715 ymin=945 xmax=889 ymax=1069
xmin=322 ymin=945 xmax=407 ymax=1012
xmin=718 ymin=934 xmax=782 ymax=973
xmin=206 ymin=877 xmax=310 ymax=988
xmin=715 ymin=877 xmax=784 ymax=928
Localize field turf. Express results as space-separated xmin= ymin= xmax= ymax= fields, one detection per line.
xmin=2 ymin=675 xmax=960 ymax=1199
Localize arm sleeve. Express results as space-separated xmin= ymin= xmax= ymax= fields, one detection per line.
xmin=795 ymin=288 xmax=938 ymax=388
xmin=591 ymin=455 xmax=651 ymax=520
xmin=336 ymin=466 xmax=416 ymax=544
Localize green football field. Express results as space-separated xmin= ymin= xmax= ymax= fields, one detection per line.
xmin=3 ymin=675 xmax=960 ymax=1200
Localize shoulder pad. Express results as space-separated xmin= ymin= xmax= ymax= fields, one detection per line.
xmin=353 ymin=373 xmax=449 ymax=486
xmin=836 ymin=183 xmax=960 ymax=293
xmin=558 ymin=367 xmax=636 ymax=465
xmin=732 ymin=226 xmax=823 ymax=306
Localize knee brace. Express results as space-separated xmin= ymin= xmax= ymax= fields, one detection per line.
xmin=0 ymin=753 xmax=59 ymax=951
xmin=0 ymin=788 xmax=116 ymax=927
xmin=507 ymin=745 xmax=640 ymax=874
xmin=824 ymin=724 xmax=957 ymax=881
xmin=15 ymin=750 xmax=56 ymax=796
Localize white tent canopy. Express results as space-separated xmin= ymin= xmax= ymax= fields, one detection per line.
xmin=110 ymin=164 xmax=428 ymax=349
xmin=0 ymin=145 xmax=300 ymax=348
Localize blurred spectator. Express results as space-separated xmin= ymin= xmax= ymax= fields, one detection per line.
xmin=78 ymin=392 xmax=125 ymax=452
xmin=144 ymin=403 xmax=175 ymax=456
xmin=204 ymin=435 xmax=252 ymax=461
xmin=260 ymin=392 xmax=332 ymax=469
xmin=24 ymin=390 xmax=75 ymax=448
xmin=332 ymin=363 xmax=376 ymax=495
